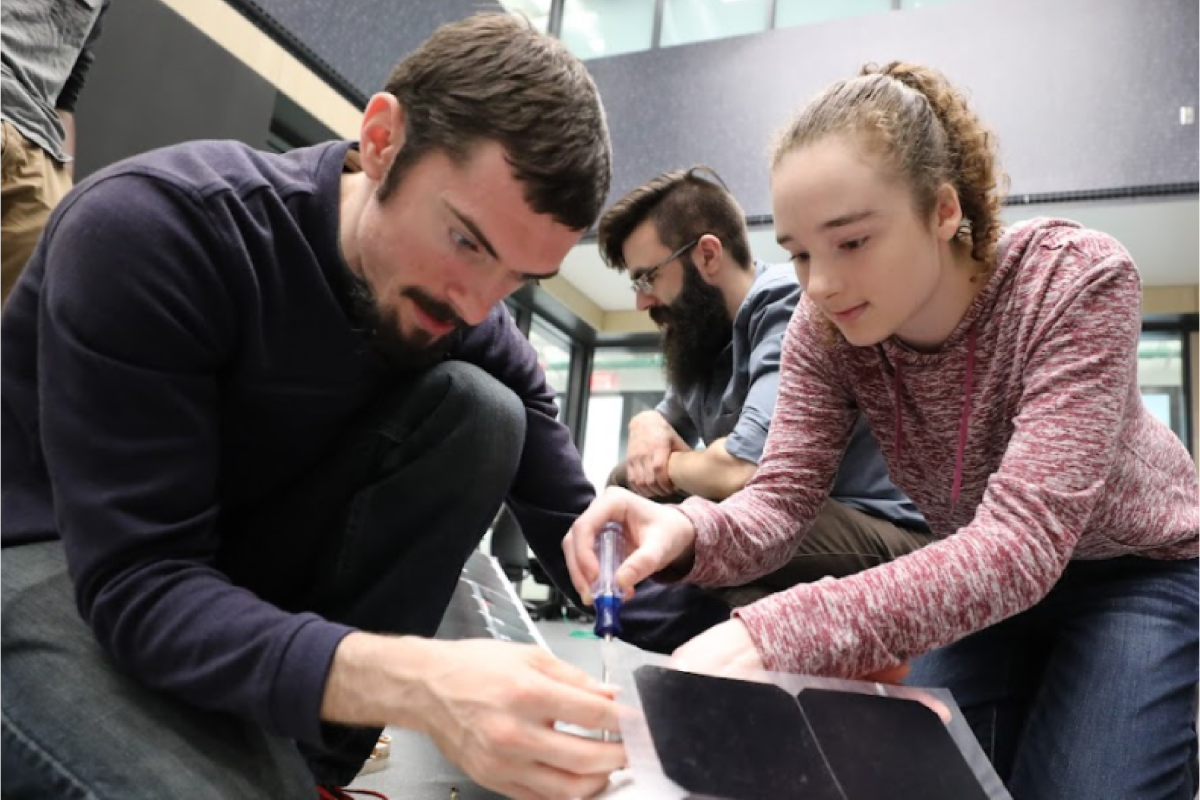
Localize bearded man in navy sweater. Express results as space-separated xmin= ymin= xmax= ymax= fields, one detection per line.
xmin=1 ymin=14 xmax=625 ymax=800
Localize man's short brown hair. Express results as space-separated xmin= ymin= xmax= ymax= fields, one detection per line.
xmin=598 ymin=166 xmax=752 ymax=272
xmin=379 ymin=13 xmax=612 ymax=232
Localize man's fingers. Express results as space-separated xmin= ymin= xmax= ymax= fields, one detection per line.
xmin=634 ymin=477 xmax=663 ymax=498
xmin=628 ymin=460 xmax=650 ymax=493
xmin=527 ymin=727 xmax=627 ymax=775
xmin=548 ymin=685 xmax=620 ymax=733
xmin=651 ymin=454 xmax=674 ymax=496
xmin=525 ymin=670 xmax=621 ymax=733
xmin=512 ymin=762 xmax=615 ymax=800
xmin=535 ymin=651 xmax=610 ymax=695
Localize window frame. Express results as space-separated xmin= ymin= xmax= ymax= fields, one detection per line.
xmin=544 ymin=0 xmax=914 ymax=56
xmin=1140 ymin=314 xmax=1198 ymax=455
xmin=505 ymin=291 xmax=595 ymax=447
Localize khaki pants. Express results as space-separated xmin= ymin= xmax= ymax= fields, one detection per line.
xmin=2 ymin=121 xmax=72 ymax=304
xmin=608 ymin=461 xmax=934 ymax=606
xmin=715 ymin=499 xmax=934 ymax=607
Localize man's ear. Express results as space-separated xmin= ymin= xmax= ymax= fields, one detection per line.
xmin=358 ymin=93 xmax=406 ymax=182
xmin=694 ymin=233 xmax=725 ymax=282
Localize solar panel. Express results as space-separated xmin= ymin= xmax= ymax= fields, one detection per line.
xmin=636 ymin=667 xmax=842 ymax=799
xmin=434 ymin=550 xmax=546 ymax=647
xmin=628 ymin=663 xmax=998 ymax=800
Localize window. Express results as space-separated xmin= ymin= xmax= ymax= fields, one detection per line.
xmin=561 ymin=0 xmax=655 ymax=60
xmin=899 ymin=0 xmax=982 ymax=7
xmin=537 ymin=0 xmax=995 ymax=54
xmin=660 ymin=0 xmax=772 ymax=47
xmin=497 ymin=0 xmax=552 ymax=32
xmin=529 ymin=317 xmax=574 ymax=415
xmin=774 ymin=0 xmax=891 ymax=29
xmin=581 ymin=348 xmax=667 ymax=491
xmin=1138 ymin=332 xmax=1190 ymax=448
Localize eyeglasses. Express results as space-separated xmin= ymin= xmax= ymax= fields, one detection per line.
xmin=628 ymin=238 xmax=699 ymax=295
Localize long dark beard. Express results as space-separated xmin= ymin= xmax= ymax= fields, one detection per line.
xmin=343 ymin=269 xmax=460 ymax=371
xmin=651 ymin=259 xmax=731 ymax=393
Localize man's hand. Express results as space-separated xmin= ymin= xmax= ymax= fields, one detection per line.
xmin=322 ymin=633 xmax=625 ymax=800
xmin=56 ymin=110 xmax=76 ymax=178
xmin=625 ymin=411 xmax=690 ymax=498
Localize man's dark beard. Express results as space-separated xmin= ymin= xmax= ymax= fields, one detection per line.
xmin=650 ymin=258 xmax=731 ymax=393
xmin=343 ymin=269 xmax=463 ymax=371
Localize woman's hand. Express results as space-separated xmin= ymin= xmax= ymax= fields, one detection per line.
xmin=670 ymin=619 xmax=912 ymax=686
xmin=669 ymin=619 xmax=764 ymax=676
xmin=562 ymin=487 xmax=698 ymax=603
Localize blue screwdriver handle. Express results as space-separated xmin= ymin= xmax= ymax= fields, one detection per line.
xmin=593 ymin=521 xmax=625 ymax=639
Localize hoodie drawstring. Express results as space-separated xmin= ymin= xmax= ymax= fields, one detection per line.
xmin=893 ymin=359 xmax=904 ymax=469
xmin=892 ymin=324 xmax=977 ymax=507
xmin=951 ymin=325 xmax=977 ymax=506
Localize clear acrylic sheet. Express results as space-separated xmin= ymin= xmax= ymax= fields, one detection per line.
xmin=597 ymin=640 xmax=1012 ymax=800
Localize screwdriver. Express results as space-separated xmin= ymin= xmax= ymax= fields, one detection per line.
xmin=593 ymin=520 xmax=625 ymax=645
xmin=593 ymin=521 xmax=625 ymax=742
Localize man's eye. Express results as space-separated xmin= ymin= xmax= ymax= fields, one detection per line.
xmin=789 ymin=251 xmax=810 ymax=264
xmin=841 ymin=237 xmax=869 ymax=252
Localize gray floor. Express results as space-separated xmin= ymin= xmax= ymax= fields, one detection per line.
xmin=344 ymin=618 xmax=603 ymax=799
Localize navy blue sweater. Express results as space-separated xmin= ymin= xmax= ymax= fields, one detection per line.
xmin=1 ymin=140 xmax=595 ymax=746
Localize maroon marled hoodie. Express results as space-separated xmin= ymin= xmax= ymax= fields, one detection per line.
xmin=677 ymin=218 xmax=1199 ymax=677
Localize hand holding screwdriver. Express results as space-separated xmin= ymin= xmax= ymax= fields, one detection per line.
xmin=562 ymin=487 xmax=699 ymax=607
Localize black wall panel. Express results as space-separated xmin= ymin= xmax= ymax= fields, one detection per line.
xmin=75 ymin=0 xmax=1197 ymax=215
xmin=73 ymin=0 xmax=277 ymax=180
xmin=585 ymin=0 xmax=1198 ymax=217
xmin=226 ymin=0 xmax=507 ymax=104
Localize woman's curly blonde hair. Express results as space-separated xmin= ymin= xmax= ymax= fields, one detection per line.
xmin=772 ymin=61 xmax=1008 ymax=276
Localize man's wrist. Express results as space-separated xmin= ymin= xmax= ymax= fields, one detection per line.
xmin=321 ymin=631 xmax=437 ymax=731
xmin=665 ymin=451 xmax=680 ymax=488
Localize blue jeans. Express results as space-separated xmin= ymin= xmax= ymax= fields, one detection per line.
xmin=2 ymin=362 xmax=527 ymax=798
xmin=907 ymin=556 xmax=1199 ymax=800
